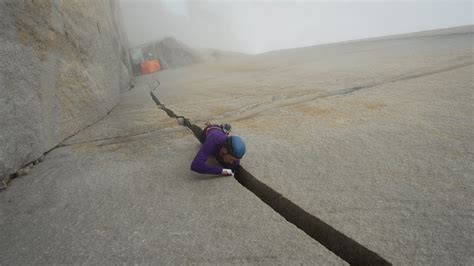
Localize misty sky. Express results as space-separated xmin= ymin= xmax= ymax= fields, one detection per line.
xmin=119 ymin=0 xmax=473 ymax=54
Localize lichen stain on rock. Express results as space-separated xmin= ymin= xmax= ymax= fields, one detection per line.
xmin=56 ymin=61 xmax=101 ymax=139
xmin=348 ymin=99 xmax=387 ymax=111
xmin=15 ymin=0 xmax=53 ymax=61
xmin=293 ymin=104 xmax=333 ymax=117
xmin=238 ymin=114 xmax=305 ymax=139
xmin=209 ymin=105 xmax=235 ymax=116
xmin=14 ymin=0 xmax=86 ymax=63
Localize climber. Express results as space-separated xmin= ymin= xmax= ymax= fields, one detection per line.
xmin=191 ymin=123 xmax=246 ymax=176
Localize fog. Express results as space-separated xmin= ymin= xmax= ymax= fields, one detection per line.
xmin=119 ymin=0 xmax=473 ymax=54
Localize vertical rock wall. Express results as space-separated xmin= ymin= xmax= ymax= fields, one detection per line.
xmin=0 ymin=0 xmax=132 ymax=180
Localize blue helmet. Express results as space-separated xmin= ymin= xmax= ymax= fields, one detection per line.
xmin=226 ymin=135 xmax=246 ymax=159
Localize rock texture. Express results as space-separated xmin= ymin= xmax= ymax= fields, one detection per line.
xmin=0 ymin=83 xmax=345 ymax=264
xmin=1 ymin=25 xmax=472 ymax=264
xmin=152 ymin=26 xmax=474 ymax=264
xmin=0 ymin=0 xmax=131 ymax=179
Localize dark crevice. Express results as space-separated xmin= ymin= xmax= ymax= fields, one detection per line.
xmin=329 ymin=86 xmax=366 ymax=96
xmin=149 ymin=91 xmax=203 ymax=141
xmin=329 ymin=62 xmax=473 ymax=97
xmin=149 ymin=89 xmax=391 ymax=265
xmin=58 ymin=102 xmax=120 ymax=147
xmin=394 ymin=61 xmax=473 ymax=81
xmin=170 ymin=62 xmax=474 ymax=126
xmin=57 ymin=127 xmax=171 ymax=147
xmin=2 ymin=100 xmax=123 ymax=191
xmin=41 ymin=101 xmax=122 ymax=155
xmin=234 ymin=168 xmax=390 ymax=265
xmin=1 ymin=158 xmax=41 ymax=191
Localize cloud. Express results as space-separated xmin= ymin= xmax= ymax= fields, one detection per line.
xmin=119 ymin=0 xmax=473 ymax=54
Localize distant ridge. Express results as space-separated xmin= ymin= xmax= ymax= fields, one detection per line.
xmin=340 ymin=25 xmax=474 ymax=44
xmin=259 ymin=25 xmax=474 ymax=55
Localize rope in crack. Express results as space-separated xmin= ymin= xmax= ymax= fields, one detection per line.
xmin=149 ymin=89 xmax=391 ymax=265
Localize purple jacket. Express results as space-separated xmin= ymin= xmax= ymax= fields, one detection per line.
xmin=190 ymin=129 xmax=240 ymax=175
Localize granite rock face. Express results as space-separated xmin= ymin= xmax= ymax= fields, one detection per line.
xmin=152 ymin=26 xmax=474 ymax=264
xmin=0 ymin=0 xmax=131 ymax=179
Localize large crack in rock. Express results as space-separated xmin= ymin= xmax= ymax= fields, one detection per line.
xmin=149 ymin=89 xmax=391 ymax=265
xmin=173 ymin=61 xmax=474 ymax=124
xmin=328 ymin=61 xmax=474 ymax=96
